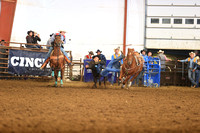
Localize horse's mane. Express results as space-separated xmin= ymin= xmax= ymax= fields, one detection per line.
xmin=54 ymin=35 xmax=62 ymax=46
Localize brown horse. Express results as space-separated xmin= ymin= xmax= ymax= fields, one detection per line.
xmin=50 ymin=35 xmax=66 ymax=87
xmin=119 ymin=48 xmax=143 ymax=89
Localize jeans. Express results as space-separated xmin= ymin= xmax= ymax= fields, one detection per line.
xmin=135 ymin=71 xmax=143 ymax=85
xmin=44 ymin=47 xmax=70 ymax=61
xmin=195 ymin=70 xmax=200 ymax=87
xmin=188 ymin=69 xmax=196 ymax=86
xmin=101 ymin=55 xmax=123 ymax=77
xmin=111 ymin=64 xmax=120 ymax=85
xmin=26 ymin=45 xmax=38 ymax=48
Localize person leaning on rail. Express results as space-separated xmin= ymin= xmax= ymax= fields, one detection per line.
xmin=26 ymin=30 xmax=38 ymax=48
xmin=32 ymin=31 xmax=43 ymax=48
xmin=40 ymin=30 xmax=71 ymax=69
xmin=178 ymin=52 xmax=198 ymax=88
xmin=157 ymin=50 xmax=172 ymax=71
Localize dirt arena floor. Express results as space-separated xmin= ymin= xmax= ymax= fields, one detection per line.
xmin=0 ymin=80 xmax=200 ymax=133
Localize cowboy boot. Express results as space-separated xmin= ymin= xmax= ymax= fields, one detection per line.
xmin=40 ymin=57 xmax=50 ymax=69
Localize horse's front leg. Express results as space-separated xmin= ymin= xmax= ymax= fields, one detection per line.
xmin=92 ymin=77 xmax=97 ymax=89
xmin=119 ymin=67 xmax=125 ymax=85
xmin=122 ymin=74 xmax=132 ymax=89
xmin=60 ymin=68 xmax=64 ymax=87
xmin=54 ymin=70 xmax=58 ymax=87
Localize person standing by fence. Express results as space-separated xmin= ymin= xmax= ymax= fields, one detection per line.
xmin=194 ymin=57 xmax=200 ymax=88
xmin=84 ymin=51 xmax=94 ymax=59
xmin=96 ymin=49 xmax=106 ymax=71
xmin=135 ymin=49 xmax=147 ymax=86
xmin=157 ymin=50 xmax=171 ymax=71
xmin=110 ymin=47 xmax=123 ymax=86
xmin=178 ymin=52 xmax=198 ymax=87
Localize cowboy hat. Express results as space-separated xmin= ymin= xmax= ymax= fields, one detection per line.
xmin=96 ymin=49 xmax=102 ymax=53
xmin=189 ymin=52 xmax=196 ymax=56
xmin=140 ymin=49 xmax=147 ymax=54
xmin=27 ymin=30 xmax=34 ymax=35
xmin=58 ymin=30 xmax=66 ymax=33
xmin=89 ymin=51 xmax=94 ymax=55
xmin=114 ymin=47 xmax=120 ymax=51
xmin=92 ymin=55 xmax=100 ymax=59
xmin=157 ymin=50 xmax=164 ymax=54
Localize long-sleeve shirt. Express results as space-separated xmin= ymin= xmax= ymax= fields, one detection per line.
xmin=111 ymin=53 xmax=123 ymax=64
xmin=51 ymin=33 xmax=66 ymax=44
xmin=33 ymin=36 xmax=41 ymax=44
xmin=179 ymin=57 xmax=197 ymax=69
xmin=142 ymin=55 xmax=148 ymax=62
xmin=26 ymin=35 xmax=33 ymax=43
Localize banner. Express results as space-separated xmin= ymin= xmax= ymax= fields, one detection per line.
xmin=8 ymin=49 xmax=51 ymax=76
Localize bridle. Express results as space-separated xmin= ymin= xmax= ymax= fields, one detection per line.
xmin=124 ymin=54 xmax=142 ymax=76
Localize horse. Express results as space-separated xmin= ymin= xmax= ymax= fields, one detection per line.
xmin=50 ymin=35 xmax=66 ymax=87
xmin=119 ymin=48 xmax=143 ymax=89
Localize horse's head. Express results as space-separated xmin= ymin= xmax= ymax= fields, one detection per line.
xmin=127 ymin=48 xmax=135 ymax=65
xmin=54 ymin=35 xmax=62 ymax=47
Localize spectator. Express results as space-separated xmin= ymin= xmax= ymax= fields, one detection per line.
xmin=32 ymin=31 xmax=42 ymax=48
xmin=147 ymin=51 xmax=153 ymax=64
xmin=0 ymin=39 xmax=6 ymax=46
xmin=46 ymin=33 xmax=54 ymax=49
xmin=178 ymin=52 xmax=197 ymax=87
xmin=84 ymin=51 xmax=94 ymax=59
xmin=0 ymin=40 xmax=7 ymax=73
xmin=194 ymin=56 xmax=200 ymax=88
xmin=157 ymin=50 xmax=171 ymax=71
xmin=26 ymin=30 xmax=38 ymax=48
xmin=135 ymin=49 xmax=147 ymax=86
xmin=110 ymin=47 xmax=123 ymax=86
xmin=96 ymin=49 xmax=106 ymax=71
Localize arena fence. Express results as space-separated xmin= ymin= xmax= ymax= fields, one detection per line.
xmin=0 ymin=41 xmax=84 ymax=80
xmin=0 ymin=42 xmax=192 ymax=86
xmin=160 ymin=61 xmax=190 ymax=86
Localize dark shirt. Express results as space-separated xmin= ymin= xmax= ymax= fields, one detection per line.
xmin=26 ymin=35 xmax=33 ymax=43
xmin=99 ymin=54 xmax=106 ymax=67
xmin=32 ymin=36 xmax=41 ymax=44
xmin=87 ymin=60 xmax=101 ymax=77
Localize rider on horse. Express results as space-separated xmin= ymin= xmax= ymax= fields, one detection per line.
xmin=40 ymin=30 xmax=71 ymax=69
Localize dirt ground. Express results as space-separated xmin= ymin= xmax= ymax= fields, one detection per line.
xmin=0 ymin=80 xmax=200 ymax=133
